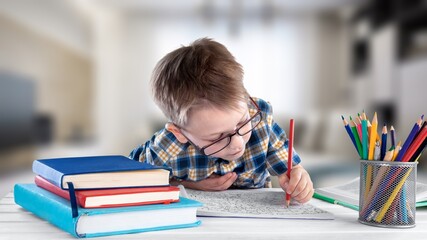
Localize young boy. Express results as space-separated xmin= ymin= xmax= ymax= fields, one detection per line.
xmin=130 ymin=38 xmax=313 ymax=204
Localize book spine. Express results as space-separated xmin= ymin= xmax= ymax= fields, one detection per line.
xmin=14 ymin=184 xmax=79 ymax=238
xmin=32 ymin=160 xmax=65 ymax=189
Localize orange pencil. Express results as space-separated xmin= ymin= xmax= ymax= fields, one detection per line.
xmin=286 ymin=119 xmax=294 ymax=208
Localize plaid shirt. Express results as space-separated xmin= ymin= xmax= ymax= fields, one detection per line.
xmin=129 ymin=97 xmax=301 ymax=188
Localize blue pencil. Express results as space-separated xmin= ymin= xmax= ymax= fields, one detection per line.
xmin=380 ymin=124 xmax=387 ymax=161
xmin=395 ymin=116 xmax=423 ymax=162
xmin=342 ymin=116 xmax=358 ymax=154
xmin=401 ymin=185 xmax=408 ymax=223
xmin=390 ymin=125 xmax=396 ymax=148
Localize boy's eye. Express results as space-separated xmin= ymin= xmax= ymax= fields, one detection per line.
xmin=205 ymin=113 xmax=250 ymax=143
xmin=237 ymin=117 xmax=250 ymax=128
xmin=209 ymin=133 xmax=225 ymax=142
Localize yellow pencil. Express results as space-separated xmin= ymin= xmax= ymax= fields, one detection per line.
xmin=361 ymin=149 xmax=394 ymax=212
xmin=368 ymin=113 xmax=378 ymax=160
xmin=374 ymin=168 xmax=413 ymax=223
xmin=368 ymin=120 xmax=381 ymax=142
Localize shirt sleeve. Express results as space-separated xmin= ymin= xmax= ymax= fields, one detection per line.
xmin=129 ymin=130 xmax=186 ymax=175
xmin=129 ymin=145 xmax=144 ymax=161
xmin=128 ymin=138 xmax=169 ymax=167
xmin=261 ymin=103 xmax=301 ymax=176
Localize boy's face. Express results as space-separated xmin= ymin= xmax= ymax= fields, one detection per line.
xmin=181 ymin=101 xmax=252 ymax=161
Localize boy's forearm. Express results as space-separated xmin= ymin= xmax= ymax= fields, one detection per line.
xmin=170 ymin=178 xmax=182 ymax=186
xmin=170 ymin=178 xmax=202 ymax=190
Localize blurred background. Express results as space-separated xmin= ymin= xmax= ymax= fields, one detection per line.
xmin=1 ymin=0 xmax=426 ymax=197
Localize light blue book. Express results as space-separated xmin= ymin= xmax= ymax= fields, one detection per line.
xmin=14 ymin=184 xmax=202 ymax=238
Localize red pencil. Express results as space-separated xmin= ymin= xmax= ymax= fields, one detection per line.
xmin=286 ymin=119 xmax=294 ymax=208
xmin=402 ymin=125 xmax=427 ymax=162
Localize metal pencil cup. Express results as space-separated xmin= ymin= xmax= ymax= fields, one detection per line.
xmin=358 ymin=160 xmax=417 ymax=228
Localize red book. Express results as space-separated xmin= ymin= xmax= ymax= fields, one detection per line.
xmin=35 ymin=175 xmax=180 ymax=208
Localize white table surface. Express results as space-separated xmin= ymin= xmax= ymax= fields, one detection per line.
xmin=2 ymin=190 xmax=427 ymax=240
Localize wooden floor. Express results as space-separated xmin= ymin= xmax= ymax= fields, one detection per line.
xmin=3 ymin=190 xmax=427 ymax=239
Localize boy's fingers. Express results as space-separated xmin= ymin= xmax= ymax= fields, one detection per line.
xmin=296 ymin=187 xmax=314 ymax=203
xmin=291 ymin=178 xmax=308 ymax=197
xmin=292 ymin=173 xmax=313 ymax=202
xmin=287 ymin=170 xmax=302 ymax=194
xmin=212 ymin=173 xmax=236 ymax=190
xmin=278 ymin=173 xmax=290 ymax=189
xmin=215 ymin=172 xmax=237 ymax=190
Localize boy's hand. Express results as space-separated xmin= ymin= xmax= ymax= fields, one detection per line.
xmin=278 ymin=164 xmax=314 ymax=204
xmin=181 ymin=172 xmax=238 ymax=191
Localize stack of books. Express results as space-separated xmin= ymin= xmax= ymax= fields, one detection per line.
xmin=14 ymin=155 xmax=202 ymax=238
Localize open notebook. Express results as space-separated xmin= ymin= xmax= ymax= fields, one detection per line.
xmin=180 ymin=187 xmax=334 ymax=220
xmin=314 ymin=177 xmax=427 ymax=210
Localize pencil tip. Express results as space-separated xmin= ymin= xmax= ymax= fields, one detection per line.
xmin=350 ymin=116 xmax=353 ymax=120
xmin=341 ymin=115 xmax=344 ymax=120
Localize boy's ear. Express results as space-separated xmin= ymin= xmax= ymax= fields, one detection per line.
xmin=165 ymin=123 xmax=188 ymax=143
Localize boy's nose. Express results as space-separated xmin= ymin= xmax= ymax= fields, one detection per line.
xmin=228 ymin=134 xmax=244 ymax=151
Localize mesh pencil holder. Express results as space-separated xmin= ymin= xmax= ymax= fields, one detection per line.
xmin=358 ymin=160 xmax=417 ymax=228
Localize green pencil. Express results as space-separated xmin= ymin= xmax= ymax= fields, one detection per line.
xmin=362 ymin=119 xmax=368 ymax=160
xmin=349 ymin=117 xmax=362 ymax=157
xmin=313 ymin=192 xmax=359 ymax=211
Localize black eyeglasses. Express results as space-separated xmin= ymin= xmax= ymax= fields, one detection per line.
xmin=180 ymin=97 xmax=262 ymax=156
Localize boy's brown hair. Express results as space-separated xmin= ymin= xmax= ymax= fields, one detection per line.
xmin=151 ymin=38 xmax=248 ymax=126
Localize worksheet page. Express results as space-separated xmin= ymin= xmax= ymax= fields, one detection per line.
xmin=181 ymin=188 xmax=334 ymax=220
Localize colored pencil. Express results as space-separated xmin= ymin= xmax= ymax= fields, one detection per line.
xmin=380 ymin=124 xmax=388 ymax=161
xmin=395 ymin=116 xmax=423 ymax=161
xmin=402 ymin=125 xmax=427 ymax=162
xmin=392 ymin=141 xmax=402 ymax=161
xmin=356 ymin=116 xmax=363 ymax=143
xmin=368 ymin=120 xmax=381 ymax=142
xmin=409 ymin=133 xmax=427 ymax=162
xmin=408 ymin=121 xmax=427 ymax=162
xmin=350 ymin=117 xmax=363 ymax=157
xmin=374 ymin=140 xmax=381 ymax=160
xmin=368 ymin=138 xmax=421 ymax=220
xmin=401 ymin=184 xmax=408 ymax=223
xmin=374 ymin=168 xmax=413 ymax=223
xmin=362 ymin=119 xmax=368 ymax=160
xmin=362 ymin=118 xmax=372 ymax=197
xmin=360 ymin=148 xmax=394 ymax=216
xmin=368 ymin=113 xmax=378 ymax=160
xmin=390 ymin=125 xmax=396 ymax=148
xmin=286 ymin=119 xmax=294 ymax=208
xmin=342 ymin=116 xmax=359 ymax=154
xmin=312 ymin=192 xmax=359 ymax=211
xmin=367 ymin=120 xmax=372 ymax=139
xmin=362 ymin=110 xmax=367 ymax=121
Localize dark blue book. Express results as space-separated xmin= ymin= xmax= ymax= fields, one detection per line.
xmin=14 ymin=184 xmax=202 ymax=238
xmin=32 ymin=155 xmax=171 ymax=190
